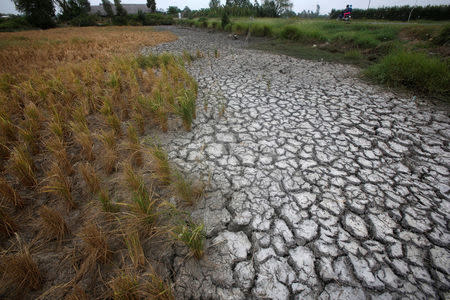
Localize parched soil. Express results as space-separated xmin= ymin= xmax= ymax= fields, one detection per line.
xmin=148 ymin=27 xmax=450 ymax=299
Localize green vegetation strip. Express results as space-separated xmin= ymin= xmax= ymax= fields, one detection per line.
xmin=178 ymin=18 xmax=450 ymax=100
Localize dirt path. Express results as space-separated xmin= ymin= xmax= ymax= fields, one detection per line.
xmin=146 ymin=27 xmax=450 ymax=299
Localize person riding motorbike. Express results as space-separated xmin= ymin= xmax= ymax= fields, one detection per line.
xmin=338 ymin=4 xmax=352 ymax=20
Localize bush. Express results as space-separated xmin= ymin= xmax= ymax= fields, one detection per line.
xmin=231 ymin=22 xmax=249 ymax=34
xmin=69 ymin=14 xmax=97 ymax=27
xmin=221 ymin=11 xmax=230 ymax=29
xmin=0 ymin=16 xmax=32 ymax=31
xmin=330 ymin=5 xmax=450 ymax=21
xmin=365 ymin=50 xmax=450 ymax=98
xmin=433 ymin=24 xmax=450 ymax=46
xmin=143 ymin=13 xmax=173 ymax=26
xmin=112 ymin=15 xmax=128 ymax=25
xmin=197 ymin=17 xmax=208 ymax=28
xmin=249 ymin=23 xmax=273 ymax=37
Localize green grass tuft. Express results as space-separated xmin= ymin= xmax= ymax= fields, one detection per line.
xmin=365 ymin=50 xmax=450 ymax=99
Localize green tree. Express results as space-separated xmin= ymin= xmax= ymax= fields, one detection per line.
xmin=221 ymin=10 xmax=230 ymax=28
xmin=114 ymin=0 xmax=127 ymax=16
xmin=146 ymin=0 xmax=156 ymax=13
xmin=209 ymin=0 xmax=220 ymax=10
xmin=181 ymin=6 xmax=192 ymax=18
xmin=101 ymin=0 xmax=114 ymax=17
xmin=13 ymin=0 xmax=55 ymax=28
xmin=275 ymin=0 xmax=292 ymax=16
xmin=57 ymin=0 xmax=91 ymax=20
xmin=167 ymin=6 xmax=180 ymax=16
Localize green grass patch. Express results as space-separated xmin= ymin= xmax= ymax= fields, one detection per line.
xmin=364 ymin=50 xmax=450 ymax=99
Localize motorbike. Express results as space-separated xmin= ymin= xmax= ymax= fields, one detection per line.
xmin=337 ymin=12 xmax=352 ymax=22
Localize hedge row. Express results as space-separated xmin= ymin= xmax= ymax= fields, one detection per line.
xmin=330 ymin=5 xmax=450 ymax=21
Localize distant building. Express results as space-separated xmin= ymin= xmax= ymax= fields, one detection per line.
xmin=90 ymin=4 xmax=150 ymax=15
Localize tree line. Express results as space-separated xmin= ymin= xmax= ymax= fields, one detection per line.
xmin=330 ymin=5 xmax=450 ymax=21
xmin=10 ymin=0 xmax=161 ymax=29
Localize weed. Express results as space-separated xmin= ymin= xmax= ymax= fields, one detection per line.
xmin=98 ymin=189 xmax=118 ymax=213
xmin=18 ymin=126 xmax=39 ymax=155
xmin=0 ymin=237 xmax=42 ymax=295
xmin=0 ymin=177 xmax=24 ymax=208
xmin=71 ymin=122 xmax=94 ymax=161
xmin=79 ymin=222 xmax=110 ymax=264
xmin=108 ymin=270 xmax=140 ymax=299
xmin=107 ymin=113 xmax=122 ymax=136
xmin=78 ymin=162 xmax=101 ymax=195
xmin=131 ymin=184 xmax=157 ymax=226
xmin=0 ymin=206 xmax=16 ymax=237
xmin=218 ymin=101 xmax=226 ymax=119
xmin=131 ymin=111 xmax=145 ymax=135
xmin=98 ymin=129 xmax=117 ymax=150
xmin=65 ymin=285 xmax=88 ymax=300
xmin=172 ymin=171 xmax=204 ymax=207
xmin=123 ymin=162 xmax=144 ymax=192
xmin=103 ymin=147 xmax=119 ymax=174
xmin=127 ymin=125 xmax=143 ymax=167
xmin=149 ymin=145 xmax=171 ymax=185
xmin=0 ymin=113 xmax=16 ymax=142
xmin=365 ymin=50 xmax=450 ymax=98
xmin=48 ymin=109 xmax=66 ymax=140
xmin=39 ymin=205 xmax=69 ymax=242
xmin=41 ymin=163 xmax=74 ymax=209
xmin=0 ymin=138 xmax=10 ymax=161
xmin=214 ymin=49 xmax=220 ymax=58
xmin=172 ymin=220 xmax=205 ymax=259
xmin=136 ymin=53 xmax=159 ymax=69
xmin=174 ymin=91 xmax=196 ymax=132
xmin=45 ymin=137 xmax=73 ymax=175
xmin=143 ymin=272 xmax=174 ymax=300
xmin=123 ymin=228 xmax=146 ymax=268
xmin=9 ymin=145 xmax=36 ymax=187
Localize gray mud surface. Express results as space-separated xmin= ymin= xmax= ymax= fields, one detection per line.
xmin=145 ymin=26 xmax=450 ymax=299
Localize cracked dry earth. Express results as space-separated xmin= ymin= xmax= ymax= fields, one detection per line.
xmin=146 ymin=27 xmax=450 ymax=299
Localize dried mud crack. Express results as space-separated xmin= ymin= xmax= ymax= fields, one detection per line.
xmin=146 ymin=26 xmax=450 ymax=299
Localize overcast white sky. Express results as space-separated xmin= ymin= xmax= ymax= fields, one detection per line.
xmin=1 ymin=0 xmax=449 ymax=15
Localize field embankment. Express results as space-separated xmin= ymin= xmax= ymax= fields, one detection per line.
xmin=178 ymin=18 xmax=450 ymax=100
xmin=0 ymin=26 xmax=207 ymax=298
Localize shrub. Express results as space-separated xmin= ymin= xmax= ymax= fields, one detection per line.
xmin=0 ymin=16 xmax=32 ymax=32
xmin=249 ymin=23 xmax=272 ymax=37
xmin=221 ymin=11 xmax=230 ymax=29
xmin=198 ymin=17 xmax=208 ymax=28
xmin=69 ymin=14 xmax=97 ymax=27
xmin=433 ymin=24 xmax=450 ymax=46
xmin=112 ymin=16 xmax=128 ymax=26
xmin=143 ymin=13 xmax=173 ymax=26
xmin=224 ymin=23 xmax=232 ymax=32
xmin=365 ymin=50 xmax=450 ymax=99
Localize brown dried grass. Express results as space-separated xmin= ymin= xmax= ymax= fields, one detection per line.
xmin=0 ymin=237 xmax=43 ymax=296
xmin=0 ymin=27 xmax=177 ymax=76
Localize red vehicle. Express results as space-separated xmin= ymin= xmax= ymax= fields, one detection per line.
xmin=338 ymin=4 xmax=352 ymax=21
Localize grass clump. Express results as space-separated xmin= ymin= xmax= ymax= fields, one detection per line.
xmin=172 ymin=171 xmax=204 ymax=207
xmin=8 ymin=145 xmax=36 ymax=187
xmin=172 ymin=220 xmax=205 ymax=259
xmin=365 ymin=50 xmax=450 ymax=99
xmin=98 ymin=189 xmax=119 ymax=213
xmin=0 ymin=177 xmax=24 ymax=208
xmin=0 ymin=206 xmax=16 ymax=237
xmin=149 ymin=145 xmax=171 ymax=185
xmin=39 ymin=205 xmax=69 ymax=242
xmin=79 ymin=222 xmax=110 ymax=265
xmin=78 ymin=162 xmax=101 ymax=195
xmin=41 ymin=163 xmax=74 ymax=209
xmin=0 ymin=239 xmax=42 ymax=296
